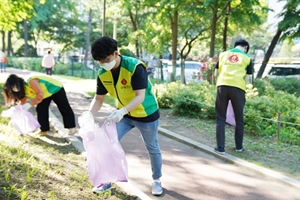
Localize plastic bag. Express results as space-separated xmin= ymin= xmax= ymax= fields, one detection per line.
xmin=1 ymin=105 xmax=41 ymax=134
xmin=226 ymin=100 xmax=236 ymax=126
xmin=79 ymin=121 xmax=128 ymax=187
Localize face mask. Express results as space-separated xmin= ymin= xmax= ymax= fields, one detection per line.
xmin=100 ymin=58 xmax=116 ymax=71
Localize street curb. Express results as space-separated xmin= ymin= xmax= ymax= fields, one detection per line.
xmin=48 ymin=110 xmax=151 ymax=200
xmin=158 ymin=127 xmax=300 ymax=190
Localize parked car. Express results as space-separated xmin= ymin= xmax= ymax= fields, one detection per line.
xmin=153 ymin=60 xmax=203 ymax=82
xmin=146 ymin=66 xmax=156 ymax=77
xmin=143 ymin=59 xmax=159 ymax=77
xmin=253 ymin=63 xmax=272 ymax=79
xmin=265 ymin=65 xmax=300 ymax=79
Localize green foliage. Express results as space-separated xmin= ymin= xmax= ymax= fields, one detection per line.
xmin=202 ymin=57 xmax=218 ymax=84
xmin=54 ymin=62 xmax=69 ymax=75
xmin=279 ymin=39 xmax=296 ymax=57
xmin=188 ymin=81 xmax=216 ymax=119
xmin=155 ymin=78 xmax=300 ymax=146
xmin=154 ymin=82 xmax=185 ymax=108
xmin=28 ymin=0 xmax=84 ymax=54
xmin=172 ymin=88 xmax=202 ymax=117
xmin=9 ymin=57 xmax=44 ymax=72
xmin=280 ymin=127 xmax=300 ymax=146
xmin=0 ymin=0 xmax=38 ymax=30
xmin=69 ymin=62 xmax=83 ymax=71
xmin=245 ymin=84 xmax=259 ymax=99
xmin=9 ymin=57 xmax=98 ymax=79
xmin=278 ymin=0 xmax=300 ymax=40
xmin=119 ymin=48 xmax=136 ymax=58
xmin=254 ymin=78 xmax=300 ymax=97
xmin=14 ymin=44 xmax=37 ymax=57
xmin=267 ymin=78 xmax=300 ymax=97
xmin=0 ymin=83 xmax=10 ymax=125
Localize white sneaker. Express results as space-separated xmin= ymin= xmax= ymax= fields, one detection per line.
xmin=92 ymin=183 xmax=112 ymax=194
xmin=151 ymin=180 xmax=163 ymax=196
xmin=68 ymin=127 xmax=77 ymax=135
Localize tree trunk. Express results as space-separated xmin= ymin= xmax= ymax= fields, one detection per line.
xmin=24 ymin=20 xmax=29 ymax=57
xmin=84 ymin=9 xmax=93 ymax=70
xmin=209 ymin=13 xmax=217 ymax=57
xmin=1 ymin=31 xmax=5 ymax=52
xmin=159 ymin=54 xmax=164 ymax=80
xmin=171 ymin=10 xmax=178 ymax=82
xmin=180 ymin=58 xmax=186 ymax=84
xmin=256 ymin=30 xmax=282 ymax=79
xmin=128 ymin=9 xmax=139 ymax=58
xmin=7 ymin=31 xmax=13 ymax=56
xmin=135 ymin=39 xmax=139 ymax=58
xmin=102 ymin=0 xmax=106 ymax=36
xmin=223 ymin=4 xmax=230 ymax=51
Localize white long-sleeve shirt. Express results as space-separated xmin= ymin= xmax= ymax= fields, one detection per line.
xmin=42 ymin=54 xmax=55 ymax=68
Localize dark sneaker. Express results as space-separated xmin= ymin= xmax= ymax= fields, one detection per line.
xmin=235 ymin=147 xmax=244 ymax=152
xmin=152 ymin=180 xmax=163 ymax=196
xmin=92 ymin=183 xmax=112 ymax=194
xmin=214 ymin=147 xmax=225 ymax=155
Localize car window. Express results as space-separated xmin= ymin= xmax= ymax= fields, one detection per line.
xmin=292 ymin=68 xmax=300 ymax=74
xmin=269 ymin=67 xmax=300 ymax=76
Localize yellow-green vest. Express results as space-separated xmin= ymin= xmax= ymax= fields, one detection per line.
xmin=24 ymin=75 xmax=62 ymax=99
xmin=216 ymin=48 xmax=251 ymax=91
xmin=99 ymin=56 xmax=158 ymax=118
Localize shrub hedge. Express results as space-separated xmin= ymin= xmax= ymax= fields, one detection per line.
xmin=154 ymin=79 xmax=300 ymax=146
xmin=6 ymin=57 xmax=98 ymax=79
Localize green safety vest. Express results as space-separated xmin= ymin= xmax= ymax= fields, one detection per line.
xmin=25 ymin=75 xmax=62 ymax=99
xmin=217 ymin=48 xmax=251 ymax=91
xmin=99 ymin=55 xmax=158 ymax=118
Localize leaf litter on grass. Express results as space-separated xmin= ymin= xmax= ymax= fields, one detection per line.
xmin=0 ymin=125 xmax=137 ymax=200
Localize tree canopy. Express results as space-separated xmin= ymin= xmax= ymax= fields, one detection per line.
xmin=0 ymin=0 xmax=44 ymax=30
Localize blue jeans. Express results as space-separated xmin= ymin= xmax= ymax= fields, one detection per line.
xmin=116 ymin=117 xmax=162 ymax=179
xmin=0 ymin=62 xmax=5 ymax=72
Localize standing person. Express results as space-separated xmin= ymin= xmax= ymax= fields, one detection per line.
xmin=214 ymin=39 xmax=253 ymax=154
xmin=3 ymin=53 xmax=7 ymax=72
xmin=42 ymin=49 xmax=55 ymax=76
xmin=0 ymin=50 xmax=5 ymax=72
xmin=3 ymin=74 xmax=77 ymax=135
xmin=79 ymin=36 xmax=163 ymax=196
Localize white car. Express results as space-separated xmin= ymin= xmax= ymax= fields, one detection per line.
xmin=154 ymin=60 xmax=202 ymax=82
xmin=265 ymin=65 xmax=300 ymax=79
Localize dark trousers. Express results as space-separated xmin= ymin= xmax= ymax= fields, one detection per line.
xmin=45 ymin=68 xmax=53 ymax=76
xmin=36 ymin=88 xmax=75 ymax=131
xmin=215 ymin=86 xmax=245 ymax=149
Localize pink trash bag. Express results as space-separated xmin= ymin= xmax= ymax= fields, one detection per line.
xmin=226 ymin=100 xmax=236 ymax=126
xmin=79 ymin=121 xmax=128 ymax=187
xmin=1 ymin=105 xmax=41 ymax=134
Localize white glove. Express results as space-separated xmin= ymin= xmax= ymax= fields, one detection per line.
xmin=22 ymin=103 xmax=32 ymax=110
xmin=107 ymin=107 xmax=128 ymax=122
xmin=78 ymin=111 xmax=94 ymax=128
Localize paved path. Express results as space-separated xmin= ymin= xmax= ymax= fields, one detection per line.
xmin=2 ymin=68 xmax=300 ymax=200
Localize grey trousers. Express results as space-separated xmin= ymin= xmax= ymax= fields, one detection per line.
xmin=215 ymin=86 xmax=245 ymax=149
